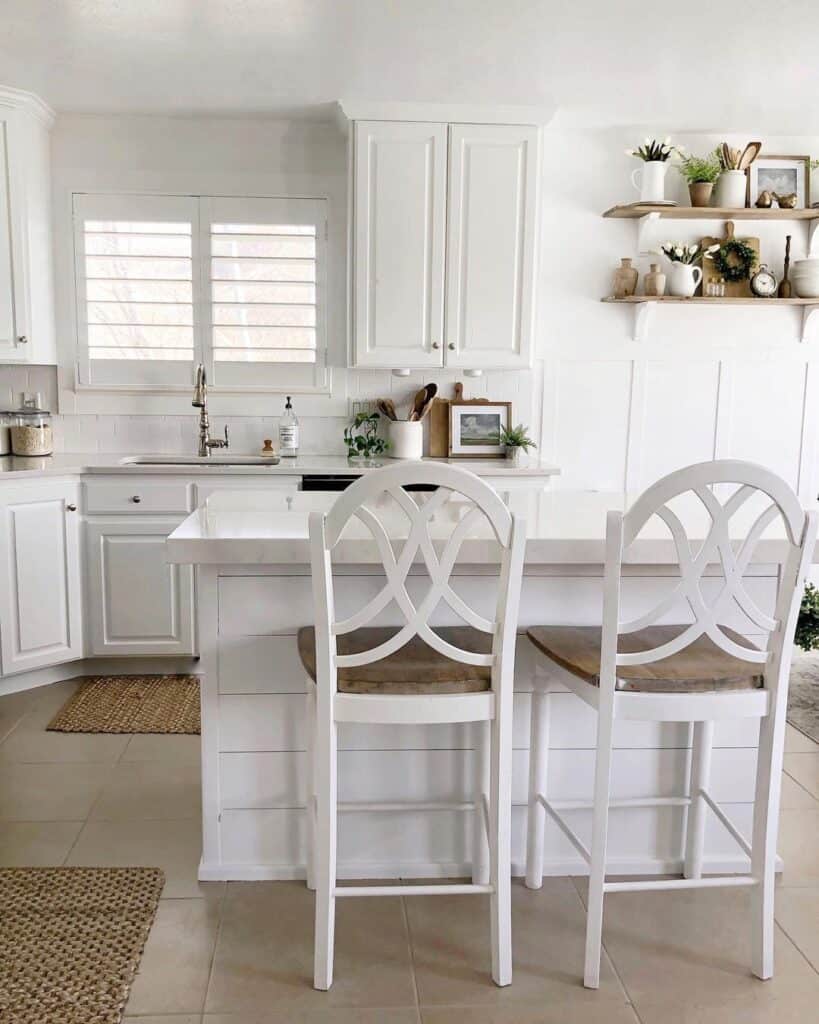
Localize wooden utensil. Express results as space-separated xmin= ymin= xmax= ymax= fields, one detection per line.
xmin=409 ymin=387 xmax=428 ymax=422
xmin=779 ymin=235 xmax=793 ymax=298
xmin=376 ymin=398 xmax=398 ymax=421
xmin=738 ymin=141 xmax=762 ymax=171
xmin=416 ymin=382 xmax=438 ymax=422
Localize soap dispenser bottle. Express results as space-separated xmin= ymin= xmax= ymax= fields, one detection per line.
xmin=279 ymin=396 xmax=299 ymax=458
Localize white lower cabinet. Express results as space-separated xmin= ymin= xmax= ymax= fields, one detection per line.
xmin=85 ymin=517 xmax=195 ymax=656
xmin=0 ymin=480 xmax=83 ymax=675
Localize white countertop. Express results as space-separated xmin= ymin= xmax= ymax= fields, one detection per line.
xmin=166 ymin=487 xmax=816 ymax=566
xmin=0 ymin=452 xmax=560 ymax=480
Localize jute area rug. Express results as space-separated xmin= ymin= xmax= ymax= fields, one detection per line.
xmin=0 ymin=866 xmax=164 ymax=1024
xmin=48 ymin=675 xmax=200 ymax=735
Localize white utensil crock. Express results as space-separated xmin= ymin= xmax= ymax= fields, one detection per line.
xmin=630 ymin=160 xmax=668 ymax=203
xmin=668 ymin=263 xmax=702 ymax=297
xmin=388 ymin=420 xmax=423 ymax=460
xmin=714 ymin=169 xmax=747 ymax=209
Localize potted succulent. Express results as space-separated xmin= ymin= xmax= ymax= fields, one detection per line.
xmin=626 ymin=137 xmax=675 ymax=203
xmin=677 ymin=150 xmax=721 ymax=208
xmin=658 ymin=241 xmax=719 ymax=297
xmin=500 ymin=424 xmax=537 ymax=467
xmin=343 ymin=412 xmax=389 ymax=464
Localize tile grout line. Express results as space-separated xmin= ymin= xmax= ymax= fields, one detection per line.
xmin=199 ymin=883 xmax=228 ymax=1018
xmin=783 ymin=767 xmax=819 ymax=805
xmin=774 ymin=919 xmax=819 ymax=979
xmin=399 ymin=890 xmax=423 ymax=1019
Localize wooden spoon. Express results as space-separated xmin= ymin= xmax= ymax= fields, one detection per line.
xmin=738 ymin=141 xmax=762 ymax=171
xmin=721 ymin=142 xmax=733 ymax=170
xmin=416 ymin=382 xmax=438 ymax=421
xmin=376 ymin=398 xmax=398 ymax=421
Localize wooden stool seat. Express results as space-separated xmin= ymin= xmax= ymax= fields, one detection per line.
xmin=298 ymin=625 xmax=492 ymax=694
xmin=527 ymin=625 xmax=764 ymax=693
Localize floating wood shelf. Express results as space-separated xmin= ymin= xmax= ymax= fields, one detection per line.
xmin=602 ymin=295 xmax=819 ymax=342
xmin=603 ymin=204 xmax=819 ymax=221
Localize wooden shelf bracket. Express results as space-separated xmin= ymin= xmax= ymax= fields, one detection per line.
xmin=637 ymin=212 xmax=661 ymax=254
xmin=801 ymin=304 xmax=819 ymax=343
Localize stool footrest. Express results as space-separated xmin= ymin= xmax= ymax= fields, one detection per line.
xmin=334 ymin=883 xmax=495 ymax=898
xmin=604 ymin=875 xmax=757 ymax=894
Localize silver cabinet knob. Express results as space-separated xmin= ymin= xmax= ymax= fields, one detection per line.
xmin=448 ymin=343 xmax=456 ymax=350
xmin=66 ymin=504 xmax=77 ymax=512
xmin=432 ymin=342 xmax=440 ymax=349
xmin=17 ymin=335 xmax=28 ymax=344
xmin=131 ymin=495 xmax=141 ymax=503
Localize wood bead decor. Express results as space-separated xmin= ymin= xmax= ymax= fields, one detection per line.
xmin=0 ymin=867 xmax=164 ymax=1024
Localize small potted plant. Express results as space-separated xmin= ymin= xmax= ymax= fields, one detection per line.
xmin=626 ymin=137 xmax=675 ymax=203
xmin=677 ymin=150 xmax=721 ymax=208
xmin=658 ymin=242 xmax=719 ymax=297
xmin=343 ymin=412 xmax=389 ymax=464
xmin=500 ymin=424 xmax=537 ymax=467
xmin=796 ymin=582 xmax=819 ymax=651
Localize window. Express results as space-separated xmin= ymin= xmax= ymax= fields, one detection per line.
xmin=73 ymin=193 xmax=328 ymax=391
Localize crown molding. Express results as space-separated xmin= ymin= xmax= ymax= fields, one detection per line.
xmin=335 ymin=99 xmax=555 ymax=132
xmin=0 ymin=86 xmax=56 ymax=127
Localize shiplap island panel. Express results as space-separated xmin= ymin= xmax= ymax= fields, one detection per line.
xmin=166 ymin=488 xmax=806 ymax=882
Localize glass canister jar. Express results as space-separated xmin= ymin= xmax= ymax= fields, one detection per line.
xmin=0 ymin=412 xmax=12 ymax=456
xmin=11 ymin=405 xmax=53 ymax=457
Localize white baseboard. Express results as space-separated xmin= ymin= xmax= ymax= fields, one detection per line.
xmin=0 ymin=656 xmax=201 ymax=696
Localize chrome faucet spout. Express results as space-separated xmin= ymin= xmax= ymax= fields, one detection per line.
xmin=192 ymin=363 xmax=229 ymax=457
xmin=192 ymin=363 xmax=206 ymax=408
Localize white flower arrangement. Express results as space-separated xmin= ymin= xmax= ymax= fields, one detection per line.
xmin=657 ymin=241 xmax=719 ymax=266
xmin=626 ymin=137 xmax=675 ymax=163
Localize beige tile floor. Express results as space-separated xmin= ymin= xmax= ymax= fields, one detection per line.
xmin=0 ymin=678 xmax=817 ymax=1023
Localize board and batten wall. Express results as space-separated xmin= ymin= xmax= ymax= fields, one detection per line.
xmin=1 ymin=114 xmax=816 ymax=501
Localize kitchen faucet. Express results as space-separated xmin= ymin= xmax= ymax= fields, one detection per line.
xmin=192 ymin=364 xmax=229 ymax=457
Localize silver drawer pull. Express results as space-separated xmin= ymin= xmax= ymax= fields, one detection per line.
xmin=17 ymin=335 xmax=28 ymax=344
xmin=66 ymin=504 xmax=77 ymax=512
xmin=131 ymin=495 xmax=141 ymax=503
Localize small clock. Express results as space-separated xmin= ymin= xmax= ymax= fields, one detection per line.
xmin=750 ymin=264 xmax=778 ymax=298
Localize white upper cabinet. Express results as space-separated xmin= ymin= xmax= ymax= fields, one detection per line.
xmin=353 ymin=121 xmax=447 ymax=368
xmin=347 ymin=109 xmax=540 ymax=371
xmin=445 ymin=124 xmax=537 ymax=370
xmin=0 ymin=87 xmax=56 ymax=365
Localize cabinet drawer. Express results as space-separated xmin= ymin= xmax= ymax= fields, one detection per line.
xmin=84 ymin=479 xmax=194 ymax=515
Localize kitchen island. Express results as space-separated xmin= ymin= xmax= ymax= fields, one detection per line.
xmin=167 ymin=486 xmax=806 ymax=883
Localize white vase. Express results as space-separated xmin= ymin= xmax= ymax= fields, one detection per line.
xmin=630 ymin=160 xmax=668 ymax=203
xmin=714 ymin=169 xmax=747 ymax=209
xmin=668 ymin=262 xmax=703 ymax=297
xmin=388 ymin=420 xmax=423 ymax=459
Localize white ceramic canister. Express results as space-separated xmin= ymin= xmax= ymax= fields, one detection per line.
xmin=714 ymin=169 xmax=747 ymax=209
xmin=388 ymin=420 xmax=423 ymax=460
xmin=668 ymin=262 xmax=703 ymax=298
xmin=630 ymin=160 xmax=669 ymax=203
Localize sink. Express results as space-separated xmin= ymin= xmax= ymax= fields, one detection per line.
xmin=119 ymin=455 xmax=281 ymax=466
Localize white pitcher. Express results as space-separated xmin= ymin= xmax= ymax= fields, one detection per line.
xmin=630 ymin=160 xmax=668 ymax=203
xmin=668 ymin=262 xmax=702 ymax=297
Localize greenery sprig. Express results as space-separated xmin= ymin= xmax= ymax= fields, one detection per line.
xmin=343 ymin=412 xmax=389 ymax=459
xmin=707 ymin=238 xmax=758 ymax=282
xmin=677 ymin=151 xmax=721 ymax=185
xmin=500 ymin=424 xmax=537 ymax=452
xmin=796 ymin=583 xmax=819 ymax=651
xmin=626 ymin=137 xmax=675 ymax=163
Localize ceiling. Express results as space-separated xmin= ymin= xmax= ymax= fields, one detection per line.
xmin=1 ymin=0 xmax=818 ymax=128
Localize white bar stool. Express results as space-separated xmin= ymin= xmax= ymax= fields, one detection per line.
xmin=300 ymin=462 xmax=525 ymax=990
xmin=523 ymin=459 xmax=817 ymax=988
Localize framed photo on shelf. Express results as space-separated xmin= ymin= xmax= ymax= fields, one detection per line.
xmin=747 ymin=155 xmax=811 ymax=209
xmin=449 ymin=401 xmax=511 ymax=458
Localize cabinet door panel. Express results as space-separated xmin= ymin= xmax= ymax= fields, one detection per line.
xmin=86 ymin=519 xmax=194 ymax=655
xmin=353 ymin=121 xmax=446 ymax=367
xmin=0 ymin=484 xmax=83 ymax=675
xmin=445 ymin=124 xmax=537 ymax=369
xmin=0 ymin=121 xmax=17 ymax=356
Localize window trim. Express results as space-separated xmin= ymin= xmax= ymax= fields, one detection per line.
xmin=71 ymin=190 xmax=331 ymax=397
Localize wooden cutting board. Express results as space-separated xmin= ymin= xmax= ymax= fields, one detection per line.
xmin=699 ymin=220 xmax=760 ymax=298
xmin=428 ymin=383 xmax=461 ymax=458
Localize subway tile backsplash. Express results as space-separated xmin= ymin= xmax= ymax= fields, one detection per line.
xmin=0 ymin=365 xmax=532 ymax=456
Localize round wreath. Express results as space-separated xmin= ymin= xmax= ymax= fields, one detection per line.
xmin=710 ymin=239 xmax=758 ymax=282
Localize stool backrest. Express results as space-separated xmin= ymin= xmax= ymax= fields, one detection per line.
xmin=600 ymin=460 xmax=818 ymax=699
xmin=308 ymin=462 xmax=525 ymax=687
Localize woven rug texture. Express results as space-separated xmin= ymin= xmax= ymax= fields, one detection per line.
xmin=0 ymin=866 xmax=164 ymax=1024
xmin=47 ymin=675 xmax=200 ymax=735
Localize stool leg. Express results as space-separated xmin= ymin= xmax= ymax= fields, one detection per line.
xmin=305 ymin=687 xmax=316 ymax=891
xmin=525 ymin=689 xmax=551 ymax=889
xmin=584 ymin=709 xmax=615 ymax=990
xmin=489 ymin=698 xmax=513 ymax=987
xmin=751 ymin=710 xmax=785 ymax=980
xmin=313 ymin=713 xmax=338 ymax=990
xmin=472 ymin=720 xmax=490 ymax=885
xmin=684 ymin=720 xmax=714 ymax=880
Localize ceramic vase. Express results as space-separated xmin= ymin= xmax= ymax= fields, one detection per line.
xmin=612 ymin=257 xmax=639 ymax=298
xmin=668 ymin=262 xmax=702 ymax=298
xmin=630 ymin=160 xmax=668 ymax=203
xmin=388 ymin=420 xmax=423 ymax=459
xmin=688 ymin=181 xmax=714 ymax=208
xmin=714 ymin=169 xmax=747 ymax=209
xmin=644 ymin=263 xmax=667 ymax=297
